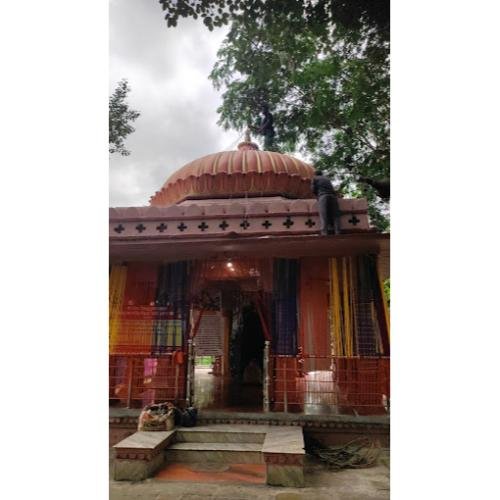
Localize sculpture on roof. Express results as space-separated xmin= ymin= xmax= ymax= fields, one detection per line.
xmin=254 ymin=103 xmax=275 ymax=150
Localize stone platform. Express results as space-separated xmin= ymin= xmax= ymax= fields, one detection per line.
xmin=113 ymin=423 xmax=305 ymax=487
xmin=113 ymin=430 xmax=176 ymax=481
xmin=110 ymin=408 xmax=390 ymax=448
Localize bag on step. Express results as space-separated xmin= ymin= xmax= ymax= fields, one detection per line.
xmin=175 ymin=406 xmax=198 ymax=427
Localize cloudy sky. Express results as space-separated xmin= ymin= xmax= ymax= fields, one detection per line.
xmin=110 ymin=0 xmax=239 ymax=207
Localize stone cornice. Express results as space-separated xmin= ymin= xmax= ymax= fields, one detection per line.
xmin=110 ymin=198 xmax=371 ymax=240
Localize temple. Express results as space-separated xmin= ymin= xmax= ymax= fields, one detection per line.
xmin=109 ymin=139 xmax=390 ymax=421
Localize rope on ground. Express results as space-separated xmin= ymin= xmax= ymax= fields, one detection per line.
xmin=305 ymin=435 xmax=381 ymax=470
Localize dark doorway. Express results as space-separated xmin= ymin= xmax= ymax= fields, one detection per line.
xmin=193 ymin=294 xmax=267 ymax=412
xmin=228 ymin=303 xmax=265 ymax=410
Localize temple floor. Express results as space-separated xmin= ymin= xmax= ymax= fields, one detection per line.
xmin=193 ymin=367 xmax=344 ymax=415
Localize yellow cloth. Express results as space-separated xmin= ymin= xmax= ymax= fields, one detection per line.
xmin=109 ymin=265 xmax=127 ymax=353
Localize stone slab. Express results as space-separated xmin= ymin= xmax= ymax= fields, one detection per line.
xmin=176 ymin=424 xmax=268 ymax=444
xmin=178 ymin=424 xmax=270 ymax=433
xmin=165 ymin=448 xmax=263 ymax=464
xmin=266 ymin=464 xmax=305 ymax=488
xmin=262 ymin=426 xmax=305 ymax=455
xmin=176 ymin=430 xmax=265 ymax=444
xmin=168 ymin=441 xmax=262 ymax=452
xmin=113 ymin=430 xmax=175 ymax=451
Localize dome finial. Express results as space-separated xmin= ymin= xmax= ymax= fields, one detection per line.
xmin=244 ymin=127 xmax=251 ymax=142
xmin=237 ymin=128 xmax=259 ymax=152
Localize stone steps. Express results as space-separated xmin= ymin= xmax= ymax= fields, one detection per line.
xmin=114 ymin=423 xmax=305 ymax=486
xmin=175 ymin=424 xmax=267 ymax=444
xmin=165 ymin=441 xmax=264 ymax=464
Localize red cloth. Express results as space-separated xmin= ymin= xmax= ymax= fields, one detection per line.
xmin=299 ymin=257 xmax=330 ymax=358
xmin=117 ymin=263 xmax=159 ymax=354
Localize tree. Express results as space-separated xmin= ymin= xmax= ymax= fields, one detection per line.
xmin=210 ymin=15 xmax=389 ymax=228
xmin=158 ymin=1 xmax=390 ymax=230
xmin=109 ymin=79 xmax=140 ymax=156
xmin=158 ymin=1 xmax=389 ymax=39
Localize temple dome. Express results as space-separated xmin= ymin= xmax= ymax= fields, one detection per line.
xmin=149 ymin=142 xmax=315 ymax=207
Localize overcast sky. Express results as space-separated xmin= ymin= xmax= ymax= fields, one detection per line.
xmin=109 ymin=0 xmax=238 ymax=207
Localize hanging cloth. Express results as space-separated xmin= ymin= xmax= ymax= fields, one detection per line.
xmin=117 ymin=263 xmax=158 ymax=354
xmin=352 ymin=256 xmax=378 ymax=356
xmin=272 ymin=259 xmax=299 ymax=355
xmin=109 ymin=264 xmax=127 ymax=353
xmin=329 ymin=255 xmax=388 ymax=357
xmin=299 ymin=257 xmax=330 ymax=371
xmin=153 ymin=262 xmax=189 ymax=354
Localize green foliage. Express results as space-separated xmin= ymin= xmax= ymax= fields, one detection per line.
xmin=383 ymin=278 xmax=390 ymax=308
xmin=209 ymin=13 xmax=389 ymax=228
xmin=109 ymin=79 xmax=140 ymax=156
xmin=159 ymin=1 xmax=390 ymax=230
xmin=196 ymin=356 xmax=215 ymax=366
xmin=159 ymin=1 xmax=389 ymax=39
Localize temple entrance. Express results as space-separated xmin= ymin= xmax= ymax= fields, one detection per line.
xmin=227 ymin=303 xmax=265 ymax=410
xmin=193 ymin=298 xmax=266 ymax=412
xmin=188 ymin=258 xmax=273 ymax=412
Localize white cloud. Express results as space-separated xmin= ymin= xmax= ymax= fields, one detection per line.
xmin=109 ymin=0 xmax=236 ymax=206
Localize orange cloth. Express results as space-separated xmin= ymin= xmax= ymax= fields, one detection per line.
xmin=115 ymin=263 xmax=159 ymax=354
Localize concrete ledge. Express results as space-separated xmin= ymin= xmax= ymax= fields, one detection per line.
xmin=112 ymin=430 xmax=175 ymax=481
xmin=262 ymin=426 xmax=305 ymax=487
xmin=262 ymin=426 xmax=304 ymax=456
xmin=266 ymin=464 xmax=304 ymax=488
xmin=109 ymin=408 xmax=390 ymax=427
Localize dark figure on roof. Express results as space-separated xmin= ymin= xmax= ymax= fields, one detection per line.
xmin=311 ymin=170 xmax=341 ymax=236
xmin=256 ymin=103 xmax=275 ymax=150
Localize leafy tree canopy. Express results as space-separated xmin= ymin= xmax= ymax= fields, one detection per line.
xmin=159 ymin=0 xmax=389 ymax=40
xmin=158 ymin=1 xmax=390 ymax=230
xmin=109 ymin=79 xmax=140 ymax=156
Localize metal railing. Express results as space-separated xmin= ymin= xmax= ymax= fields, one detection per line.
xmin=109 ymin=352 xmax=389 ymax=415
xmin=109 ymin=354 xmax=187 ymax=409
xmin=270 ymin=355 xmax=390 ymax=415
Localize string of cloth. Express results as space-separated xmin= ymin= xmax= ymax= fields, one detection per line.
xmin=153 ymin=262 xmax=189 ymax=354
xmin=109 ymin=262 xmax=189 ymax=355
xmin=329 ymin=256 xmax=390 ymax=357
xmin=109 ymin=265 xmax=127 ymax=352
xmin=272 ymin=259 xmax=299 ymax=355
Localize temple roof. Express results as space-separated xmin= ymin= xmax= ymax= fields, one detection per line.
xmin=110 ymin=142 xmax=389 ymax=277
xmin=149 ymin=143 xmax=315 ymax=206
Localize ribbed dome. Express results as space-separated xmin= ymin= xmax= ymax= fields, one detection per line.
xmin=149 ymin=147 xmax=315 ymax=207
